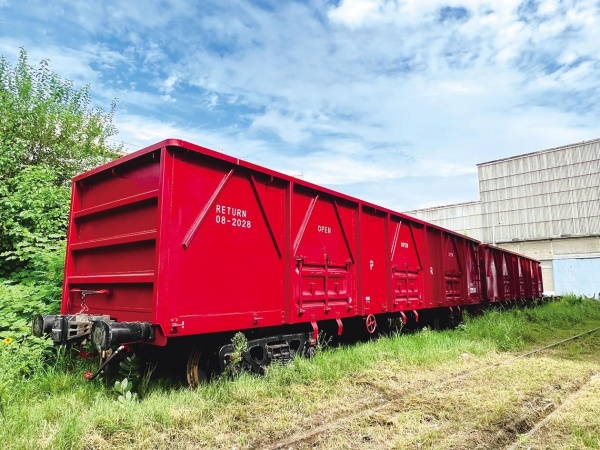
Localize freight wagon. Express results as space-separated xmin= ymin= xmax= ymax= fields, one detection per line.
xmin=32 ymin=139 xmax=543 ymax=385
xmin=479 ymin=244 xmax=543 ymax=304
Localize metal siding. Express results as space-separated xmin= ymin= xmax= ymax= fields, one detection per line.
xmin=553 ymin=258 xmax=600 ymax=298
xmin=404 ymin=202 xmax=483 ymax=241
xmin=477 ymin=140 xmax=600 ymax=243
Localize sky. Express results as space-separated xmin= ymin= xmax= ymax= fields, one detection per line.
xmin=1 ymin=0 xmax=600 ymax=211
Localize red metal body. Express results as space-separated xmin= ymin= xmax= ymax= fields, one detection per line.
xmin=61 ymin=139 xmax=541 ymax=347
xmin=478 ymin=244 xmax=543 ymax=304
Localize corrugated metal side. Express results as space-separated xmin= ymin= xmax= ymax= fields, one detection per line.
xmin=62 ymin=151 xmax=161 ymax=322
xmin=404 ymin=201 xmax=483 ymax=241
xmin=553 ymin=258 xmax=600 ymax=298
xmin=478 ymin=139 xmax=600 ymax=243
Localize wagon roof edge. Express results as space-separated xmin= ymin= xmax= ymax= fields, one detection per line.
xmin=73 ymin=138 xmax=482 ymax=245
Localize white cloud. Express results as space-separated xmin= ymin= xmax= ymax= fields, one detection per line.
xmin=113 ymin=112 xmax=270 ymax=158
xmin=251 ymin=109 xmax=311 ymax=144
xmin=206 ymin=93 xmax=219 ymax=109
xmin=328 ymin=0 xmax=384 ymax=28
xmin=1 ymin=0 xmax=600 ymax=210
xmin=161 ymin=74 xmax=179 ymax=94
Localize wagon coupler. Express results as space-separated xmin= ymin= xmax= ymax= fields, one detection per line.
xmin=32 ymin=314 xmax=154 ymax=349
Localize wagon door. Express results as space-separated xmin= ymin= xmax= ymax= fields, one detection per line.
xmin=390 ymin=217 xmax=424 ymax=312
xmin=482 ymin=247 xmax=500 ymax=303
xmin=426 ymin=228 xmax=445 ymax=308
xmin=465 ymin=242 xmax=481 ymax=304
xmin=361 ymin=208 xmax=388 ymax=315
xmin=499 ymin=253 xmax=512 ymax=300
xmin=443 ymin=234 xmax=464 ymax=306
xmin=292 ymin=187 xmax=357 ymax=322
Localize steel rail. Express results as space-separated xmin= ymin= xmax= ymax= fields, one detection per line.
xmin=263 ymin=326 xmax=600 ymax=450
xmin=505 ymin=370 xmax=600 ymax=450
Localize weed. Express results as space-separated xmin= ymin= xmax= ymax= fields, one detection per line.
xmin=222 ymin=332 xmax=249 ymax=379
xmin=114 ymin=378 xmax=137 ymax=403
xmin=0 ymin=296 xmax=598 ymax=449
xmin=316 ymin=330 xmax=332 ymax=352
xmin=118 ymin=353 xmax=141 ymax=386
xmin=230 ymin=332 xmax=248 ymax=365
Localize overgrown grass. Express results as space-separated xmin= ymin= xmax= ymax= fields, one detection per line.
xmin=1 ymin=296 xmax=599 ymax=449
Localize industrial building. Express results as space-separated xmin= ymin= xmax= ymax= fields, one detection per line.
xmin=405 ymin=138 xmax=600 ymax=297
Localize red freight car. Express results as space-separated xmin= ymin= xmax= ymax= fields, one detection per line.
xmin=478 ymin=244 xmax=543 ymax=304
xmin=33 ymin=139 xmax=540 ymax=383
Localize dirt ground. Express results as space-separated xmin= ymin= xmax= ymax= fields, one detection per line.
xmin=264 ymin=334 xmax=600 ymax=450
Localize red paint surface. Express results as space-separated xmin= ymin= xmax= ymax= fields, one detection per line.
xmin=61 ymin=139 xmax=543 ymax=345
xmin=479 ymin=244 xmax=543 ymax=303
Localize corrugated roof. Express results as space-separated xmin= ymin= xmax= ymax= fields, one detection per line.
xmin=404 ymin=200 xmax=481 ymax=214
xmin=477 ymin=137 xmax=600 ymax=167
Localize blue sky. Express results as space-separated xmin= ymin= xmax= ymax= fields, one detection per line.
xmin=1 ymin=0 xmax=599 ymax=210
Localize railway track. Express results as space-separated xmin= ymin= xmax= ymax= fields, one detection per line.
xmin=264 ymin=327 xmax=600 ymax=450
xmin=504 ymin=370 xmax=600 ymax=450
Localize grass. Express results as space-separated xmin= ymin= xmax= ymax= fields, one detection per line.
xmin=508 ymin=371 xmax=600 ymax=450
xmin=0 ymin=295 xmax=599 ymax=449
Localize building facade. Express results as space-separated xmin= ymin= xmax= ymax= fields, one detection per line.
xmin=405 ymin=139 xmax=600 ymax=296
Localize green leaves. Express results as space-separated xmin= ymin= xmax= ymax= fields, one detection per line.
xmin=0 ymin=48 xmax=122 ymax=277
xmin=0 ymin=48 xmax=122 ymax=183
xmin=0 ymin=48 xmax=123 ymax=378
xmin=114 ymin=377 xmax=138 ymax=403
xmin=0 ymin=165 xmax=69 ymax=278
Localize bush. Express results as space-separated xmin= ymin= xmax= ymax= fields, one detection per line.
xmin=0 ymin=47 xmax=121 ymax=386
xmin=0 ymin=48 xmax=121 ymax=277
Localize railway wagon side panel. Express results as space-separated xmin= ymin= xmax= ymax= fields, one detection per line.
xmin=534 ymin=261 xmax=544 ymax=297
xmin=62 ymin=152 xmax=161 ymax=323
xmin=291 ymin=186 xmax=358 ymax=323
xmin=442 ymin=233 xmax=466 ymax=307
xmin=505 ymin=252 xmax=521 ymax=300
xmin=425 ymin=227 xmax=445 ymax=308
xmin=522 ymin=256 xmax=543 ymax=298
xmin=161 ymin=150 xmax=287 ymax=336
xmin=480 ymin=245 xmax=501 ymax=303
xmin=515 ymin=256 xmax=526 ymax=299
xmin=495 ymin=247 xmax=514 ymax=301
xmin=538 ymin=262 xmax=544 ymax=296
xmin=389 ymin=215 xmax=426 ymax=313
xmin=465 ymin=240 xmax=482 ymax=305
xmin=520 ymin=257 xmax=532 ymax=298
xmin=497 ymin=251 xmax=510 ymax=301
xmin=479 ymin=245 xmax=543 ymax=302
xmin=425 ymin=228 xmax=480 ymax=309
xmin=360 ymin=208 xmax=388 ymax=316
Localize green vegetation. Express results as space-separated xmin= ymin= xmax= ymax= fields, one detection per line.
xmin=1 ymin=48 xmax=599 ymax=450
xmin=0 ymin=49 xmax=120 ymax=378
xmin=0 ymin=296 xmax=598 ymax=449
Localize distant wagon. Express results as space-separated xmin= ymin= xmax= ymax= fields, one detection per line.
xmin=33 ymin=139 xmax=543 ymax=385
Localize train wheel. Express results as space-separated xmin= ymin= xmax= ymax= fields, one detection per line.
xmin=186 ymin=348 xmax=208 ymax=388
xmin=365 ymin=314 xmax=377 ymax=334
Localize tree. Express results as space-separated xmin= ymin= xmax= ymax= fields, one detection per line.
xmin=0 ymin=48 xmax=122 ymax=277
